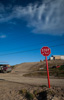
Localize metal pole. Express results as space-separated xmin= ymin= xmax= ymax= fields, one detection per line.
xmin=45 ymin=56 xmax=50 ymax=88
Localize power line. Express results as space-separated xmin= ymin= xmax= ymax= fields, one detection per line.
xmin=0 ymin=48 xmax=40 ymax=56
xmin=0 ymin=61 xmax=8 ymax=63
xmin=50 ymin=44 xmax=64 ymax=47
xmin=0 ymin=37 xmax=64 ymax=52
xmin=0 ymin=43 xmax=64 ymax=56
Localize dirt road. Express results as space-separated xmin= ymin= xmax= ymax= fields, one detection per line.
xmin=0 ymin=73 xmax=64 ymax=87
xmin=0 ymin=62 xmax=64 ymax=87
xmin=0 ymin=62 xmax=64 ymax=100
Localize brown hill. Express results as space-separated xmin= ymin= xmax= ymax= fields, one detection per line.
xmin=11 ymin=60 xmax=64 ymax=74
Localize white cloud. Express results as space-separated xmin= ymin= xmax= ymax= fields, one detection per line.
xmin=0 ymin=35 xmax=6 ymax=38
xmin=0 ymin=0 xmax=64 ymax=35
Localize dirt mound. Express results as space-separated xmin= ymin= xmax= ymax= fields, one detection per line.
xmin=0 ymin=80 xmax=64 ymax=100
xmin=18 ymin=85 xmax=64 ymax=100
xmin=11 ymin=60 xmax=64 ymax=74
xmin=11 ymin=62 xmax=39 ymax=73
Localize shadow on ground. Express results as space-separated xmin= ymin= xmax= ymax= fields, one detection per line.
xmin=37 ymin=91 xmax=47 ymax=100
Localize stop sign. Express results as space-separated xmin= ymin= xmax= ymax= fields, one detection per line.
xmin=41 ymin=46 xmax=51 ymax=56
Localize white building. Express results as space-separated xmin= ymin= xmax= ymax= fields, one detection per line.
xmin=50 ymin=55 xmax=64 ymax=60
xmin=61 ymin=56 xmax=64 ymax=60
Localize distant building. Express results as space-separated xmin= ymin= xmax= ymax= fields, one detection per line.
xmin=50 ymin=55 xmax=64 ymax=60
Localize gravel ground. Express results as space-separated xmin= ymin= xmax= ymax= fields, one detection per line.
xmin=0 ymin=73 xmax=64 ymax=87
xmin=0 ymin=80 xmax=64 ymax=100
xmin=0 ymin=62 xmax=64 ymax=100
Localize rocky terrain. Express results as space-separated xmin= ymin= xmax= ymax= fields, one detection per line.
xmin=11 ymin=60 xmax=64 ymax=72
xmin=0 ymin=80 xmax=64 ymax=100
xmin=0 ymin=60 xmax=64 ymax=100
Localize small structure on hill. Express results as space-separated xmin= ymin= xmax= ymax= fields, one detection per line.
xmin=50 ymin=55 xmax=64 ymax=60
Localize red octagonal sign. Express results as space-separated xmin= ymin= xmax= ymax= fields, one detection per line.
xmin=41 ymin=46 xmax=51 ymax=56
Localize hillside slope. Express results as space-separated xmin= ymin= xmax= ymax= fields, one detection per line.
xmin=11 ymin=62 xmax=39 ymax=73
xmin=11 ymin=60 xmax=64 ymax=74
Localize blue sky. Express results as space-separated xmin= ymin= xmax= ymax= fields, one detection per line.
xmin=0 ymin=0 xmax=64 ymax=65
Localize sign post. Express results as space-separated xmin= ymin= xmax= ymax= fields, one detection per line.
xmin=41 ymin=46 xmax=51 ymax=88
